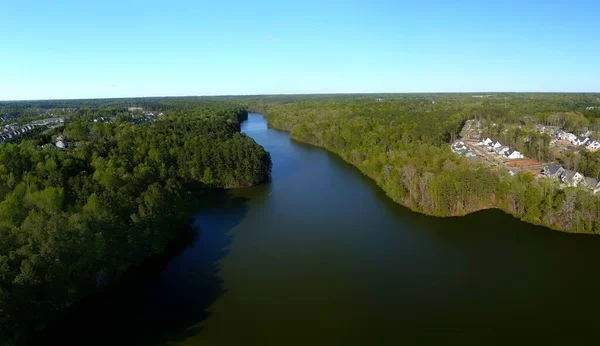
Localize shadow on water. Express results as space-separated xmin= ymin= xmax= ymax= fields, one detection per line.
xmin=30 ymin=190 xmax=250 ymax=346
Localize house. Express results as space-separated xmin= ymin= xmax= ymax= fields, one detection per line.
xmin=452 ymin=141 xmax=467 ymax=152
xmin=56 ymin=135 xmax=67 ymax=149
xmin=479 ymin=138 xmax=493 ymax=146
xmin=543 ymin=164 xmax=565 ymax=179
xmin=491 ymin=141 xmax=502 ymax=150
xmin=560 ymin=170 xmax=584 ymax=187
xmin=505 ymin=150 xmax=524 ymax=159
xmin=559 ymin=132 xmax=577 ymax=142
xmin=587 ymin=141 xmax=600 ymax=150
xmin=495 ymin=146 xmax=510 ymax=155
xmin=583 ymin=177 xmax=599 ymax=190
xmin=573 ymin=136 xmax=590 ymax=146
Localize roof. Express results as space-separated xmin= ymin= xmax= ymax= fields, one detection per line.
xmin=562 ymin=170 xmax=579 ymax=180
xmin=544 ymin=164 xmax=563 ymax=175
xmin=577 ymin=136 xmax=589 ymax=142
xmin=584 ymin=177 xmax=599 ymax=187
xmin=506 ymin=149 xmax=518 ymax=155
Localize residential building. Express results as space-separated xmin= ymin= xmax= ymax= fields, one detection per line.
xmin=559 ymin=132 xmax=577 ymax=142
xmin=451 ymin=141 xmax=467 ymax=153
xmin=560 ymin=170 xmax=584 ymax=187
xmin=587 ymin=141 xmax=600 ymax=150
xmin=543 ymin=164 xmax=565 ymax=179
xmin=56 ymin=135 xmax=67 ymax=149
xmin=479 ymin=138 xmax=493 ymax=146
xmin=505 ymin=150 xmax=523 ymax=159
xmin=584 ymin=177 xmax=599 ymax=190
xmin=495 ymin=146 xmax=510 ymax=155
xmin=573 ymin=136 xmax=590 ymax=146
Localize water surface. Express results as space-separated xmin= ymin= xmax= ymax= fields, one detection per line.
xmin=37 ymin=114 xmax=600 ymax=345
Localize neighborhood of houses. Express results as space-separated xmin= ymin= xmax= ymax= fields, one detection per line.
xmin=0 ymin=124 xmax=38 ymax=143
xmin=452 ymin=119 xmax=600 ymax=194
xmin=476 ymin=138 xmax=525 ymax=159
xmin=132 ymin=111 xmax=163 ymax=124
xmin=542 ymin=163 xmax=600 ymax=193
xmin=0 ymin=117 xmax=65 ymax=144
xmin=1 ymin=106 xmax=164 ymax=150
xmin=88 ymin=110 xmax=164 ymax=124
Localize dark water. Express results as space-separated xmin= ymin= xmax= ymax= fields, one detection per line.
xmin=36 ymin=114 xmax=600 ymax=345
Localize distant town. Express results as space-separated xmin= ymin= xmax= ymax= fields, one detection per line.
xmin=0 ymin=106 xmax=164 ymax=148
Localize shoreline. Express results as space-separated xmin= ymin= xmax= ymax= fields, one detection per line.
xmin=262 ymin=115 xmax=587 ymax=235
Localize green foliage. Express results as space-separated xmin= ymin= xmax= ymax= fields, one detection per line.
xmin=0 ymin=101 xmax=270 ymax=345
xmin=262 ymin=95 xmax=600 ymax=235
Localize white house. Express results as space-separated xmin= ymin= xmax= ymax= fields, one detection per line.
xmin=559 ymin=132 xmax=577 ymax=142
xmin=572 ymin=136 xmax=590 ymax=146
xmin=451 ymin=141 xmax=467 ymax=153
xmin=479 ymin=138 xmax=493 ymax=146
xmin=492 ymin=141 xmax=502 ymax=150
xmin=587 ymin=141 xmax=600 ymax=150
xmin=495 ymin=146 xmax=510 ymax=155
xmin=55 ymin=135 xmax=67 ymax=149
xmin=505 ymin=150 xmax=524 ymax=159
xmin=560 ymin=170 xmax=584 ymax=187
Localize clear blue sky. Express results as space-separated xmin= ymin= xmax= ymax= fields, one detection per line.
xmin=1 ymin=0 xmax=599 ymax=100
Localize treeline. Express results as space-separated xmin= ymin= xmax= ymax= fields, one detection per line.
xmin=261 ymin=97 xmax=600 ymax=234
xmin=0 ymin=104 xmax=270 ymax=345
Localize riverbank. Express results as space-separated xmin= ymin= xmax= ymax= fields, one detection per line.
xmin=262 ymin=109 xmax=597 ymax=235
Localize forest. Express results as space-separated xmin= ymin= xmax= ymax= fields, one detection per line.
xmin=0 ymin=100 xmax=271 ymax=345
xmin=257 ymin=94 xmax=600 ymax=234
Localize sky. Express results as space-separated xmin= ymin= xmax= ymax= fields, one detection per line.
xmin=0 ymin=0 xmax=599 ymax=100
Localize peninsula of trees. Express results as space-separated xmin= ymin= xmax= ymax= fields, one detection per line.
xmin=0 ymin=99 xmax=271 ymax=345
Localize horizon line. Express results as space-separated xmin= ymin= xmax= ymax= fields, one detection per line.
xmin=2 ymin=91 xmax=600 ymax=103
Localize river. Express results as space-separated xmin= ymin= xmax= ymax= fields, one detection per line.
xmin=36 ymin=114 xmax=600 ymax=345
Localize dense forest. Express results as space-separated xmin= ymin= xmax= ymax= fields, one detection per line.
xmin=0 ymin=100 xmax=271 ymax=345
xmin=257 ymin=94 xmax=600 ymax=234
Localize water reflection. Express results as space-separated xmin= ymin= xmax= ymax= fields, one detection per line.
xmin=32 ymin=191 xmax=250 ymax=346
